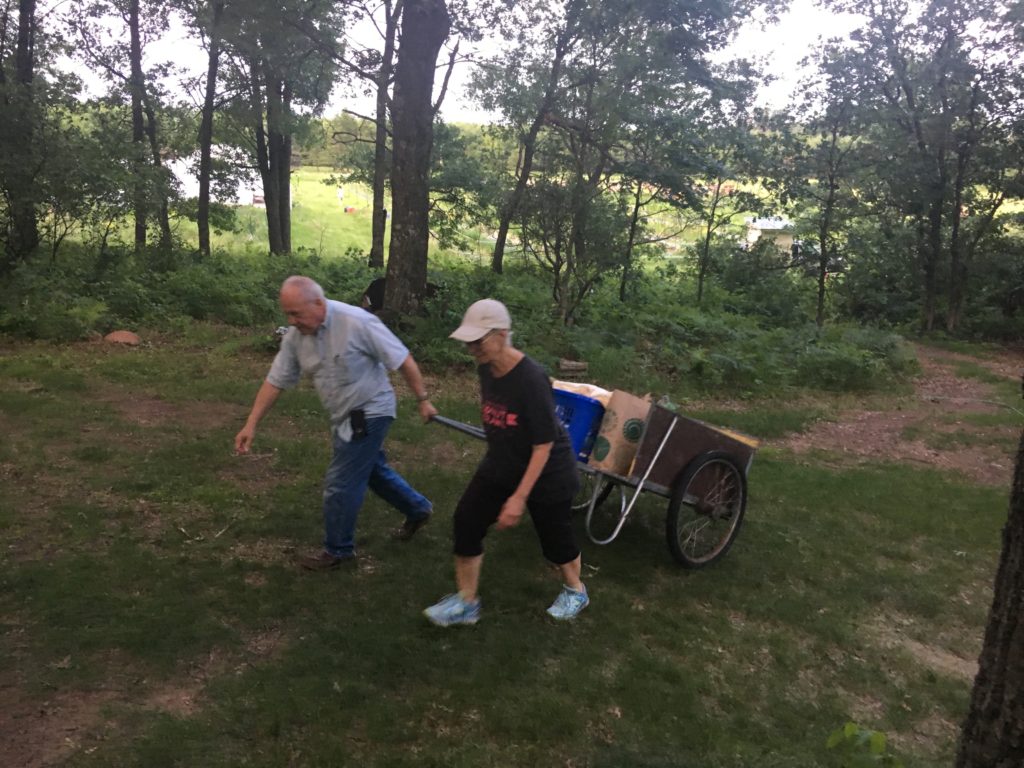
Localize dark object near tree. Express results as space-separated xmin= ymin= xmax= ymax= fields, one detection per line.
xmin=956 ymin=376 xmax=1024 ymax=768
xmin=362 ymin=277 xmax=387 ymax=314
xmin=362 ymin=277 xmax=438 ymax=315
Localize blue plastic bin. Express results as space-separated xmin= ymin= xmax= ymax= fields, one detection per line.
xmin=553 ymin=389 xmax=605 ymax=462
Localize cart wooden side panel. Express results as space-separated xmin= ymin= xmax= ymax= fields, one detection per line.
xmin=630 ymin=405 xmax=759 ymax=491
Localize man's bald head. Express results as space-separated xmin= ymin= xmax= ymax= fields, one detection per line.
xmin=281 ymin=275 xmax=325 ymax=303
xmin=280 ymin=276 xmax=327 ymax=335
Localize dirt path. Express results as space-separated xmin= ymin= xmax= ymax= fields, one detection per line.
xmin=775 ymin=344 xmax=1023 ymax=486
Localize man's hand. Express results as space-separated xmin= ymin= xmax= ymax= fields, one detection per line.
xmin=418 ymin=399 xmax=438 ymax=423
xmin=497 ymin=495 xmax=526 ymax=530
xmin=235 ymin=424 xmax=256 ymax=454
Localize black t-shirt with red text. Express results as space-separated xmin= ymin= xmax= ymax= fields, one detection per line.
xmin=476 ymin=355 xmax=578 ymax=501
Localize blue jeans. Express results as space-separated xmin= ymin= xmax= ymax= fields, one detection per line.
xmin=322 ymin=416 xmax=431 ymax=558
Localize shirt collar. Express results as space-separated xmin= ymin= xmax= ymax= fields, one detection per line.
xmin=317 ymin=302 xmax=332 ymax=335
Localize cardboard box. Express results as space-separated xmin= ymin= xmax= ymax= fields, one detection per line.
xmin=587 ymin=390 xmax=651 ymax=475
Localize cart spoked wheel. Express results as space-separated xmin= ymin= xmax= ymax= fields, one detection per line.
xmin=571 ymin=472 xmax=614 ymax=513
xmin=666 ymin=450 xmax=747 ymax=568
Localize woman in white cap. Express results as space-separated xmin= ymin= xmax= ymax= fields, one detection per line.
xmin=424 ymin=299 xmax=589 ymax=625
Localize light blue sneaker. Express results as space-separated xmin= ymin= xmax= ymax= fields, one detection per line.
xmin=423 ymin=593 xmax=481 ymax=627
xmin=547 ymin=584 xmax=589 ymax=620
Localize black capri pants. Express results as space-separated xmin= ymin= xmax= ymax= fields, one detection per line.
xmin=452 ymin=471 xmax=580 ymax=565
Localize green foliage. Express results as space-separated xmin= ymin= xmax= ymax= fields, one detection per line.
xmin=705 ymin=238 xmax=811 ymax=322
xmin=0 ymin=242 xmax=378 ymax=340
xmin=826 ymin=722 xmax=905 ymax=768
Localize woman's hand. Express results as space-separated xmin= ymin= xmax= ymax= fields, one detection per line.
xmin=497 ymin=495 xmax=526 ymax=529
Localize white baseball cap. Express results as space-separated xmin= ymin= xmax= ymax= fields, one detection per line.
xmin=449 ymin=299 xmax=512 ymax=342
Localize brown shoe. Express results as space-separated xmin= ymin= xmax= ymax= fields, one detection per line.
xmin=393 ymin=514 xmax=431 ymax=542
xmin=298 ymin=551 xmax=356 ymax=571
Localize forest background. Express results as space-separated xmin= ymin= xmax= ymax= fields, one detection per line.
xmin=2 ymin=0 xmax=1024 ymax=766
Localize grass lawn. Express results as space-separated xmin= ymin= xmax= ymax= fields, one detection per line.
xmin=0 ymin=328 xmax=1010 ymax=767
xmin=185 ymin=168 xmax=497 ymax=264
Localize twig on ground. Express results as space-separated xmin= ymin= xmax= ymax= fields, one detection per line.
xmin=921 ymin=396 xmax=1024 ymax=419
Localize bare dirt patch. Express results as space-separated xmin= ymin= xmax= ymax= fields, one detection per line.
xmin=390 ymin=436 xmax=483 ymax=471
xmin=775 ymin=345 xmax=1021 ymax=486
xmin=0 ymin=628 xmax=290 ymax=768
xmin=95 ymin=389 xmax=244 ymax=431
xmin=226 ymin=537 xmax=296 ymax=567
xmin=218 ymin=451 xmax=290 ymax=494
xmin=862 ymin=613 xmax=978 ymax=683
xmin=0 ymin=683 xmax=119 ymax=768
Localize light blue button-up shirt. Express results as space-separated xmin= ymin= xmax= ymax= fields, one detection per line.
xmin=266 ymin=300 xmax=410 ymax=434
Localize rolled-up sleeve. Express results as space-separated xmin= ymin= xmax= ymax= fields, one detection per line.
xmin=266 ymin=336 xmax=301 ymax=390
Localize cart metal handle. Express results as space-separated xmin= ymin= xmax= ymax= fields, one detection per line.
xmin=585 ymin=417 xmax=678 ymax=545
xmin=431 ymin=414 xmax=486 ymax=441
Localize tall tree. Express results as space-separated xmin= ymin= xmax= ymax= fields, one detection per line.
xmin=824 ymin=0 xmax=1024 ymax=332
xmin=383 ymin=0 xmax=449 ymax=316
xmin=216 ymin=0 xmax=340 ymax=255
xmin=473 ymin=0 xmax=772 ymax=318
xmin=367 ymin=0 xmax=401 ymax=268
xmin=195 ymin=0 xmax=224 ymax=256
xmin=471 ymin=0 xmax=582 ymax=274
xmin=0 ymin=0 xmax=40 ymax=268
xmin=69 ymin=0 xmax=175 ymax=254
xmin=285 ymin=0 xmax=405 ymax=266
xmin=784 ymin=45 xmax=867 ymax=326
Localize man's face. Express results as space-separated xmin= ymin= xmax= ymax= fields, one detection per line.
xmin=280 ymin=288 xmax=326 ymax=335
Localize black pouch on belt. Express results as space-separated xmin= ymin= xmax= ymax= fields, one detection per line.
xmin=350 ymin=408 xmax=367 ymax=440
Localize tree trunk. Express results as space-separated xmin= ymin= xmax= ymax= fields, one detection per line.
xmin=1 ymin=0 xmax=39 ymax=268
xmin=618 ymin=178 xmax=644 ymax=302
xmin=956 ymin=398 xmax=1024 ymax=768
xmin=921 ymin=191 xmax=944 ymax=333
xmin=277 ymin=82 xmax=293 ymax=254
xmin=128 ymin=0 xmax=147 ymax=252
xmin=385 ymin=0 xmax=449 ymax=316
xmin=141 ymin=92 xmax=172 ymax=254
xmin=368 ymin=0 xmax=401 ymax=269
xmin=816 ymin=163 xmax=839 ymax=328
xmin=697 ymin=182 xmax=722 ymax=305
xmin=946 ymin=85 xmax=979 ymax=333
xmin=250 ymin=58 xmax=284 ymax=254
xmin=197 ymin=0 xmax=224 ymax=257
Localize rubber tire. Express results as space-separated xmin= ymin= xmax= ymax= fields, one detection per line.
xmin=666 ymin=450 xmax=747 ymax=568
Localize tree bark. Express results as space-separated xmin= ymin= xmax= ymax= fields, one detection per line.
xmin=141 ymin=90 xmax=172 ymax=254
xmin=368 ymin=0 xmax=401 ymax=269
xmin=956 ymin=396 xmax=1024 ymax=768
xmin=618 ymin=178 xmax=644 ymax=302
xmin=384 ymin=0 xmax=449 ymax=316
xmin=277 ymin=82 xmax=293 ymax=254
xmin=1 ymin=0 xmax=39 ymax=267
xmin=816 ymin=144 xmax=840 ymax=328
xmin=697 ymin=181 xmax=723 ymax=305
xmin=250 ymin=57 xmax=284 ymax=254
xmin=128 ymin=0 xmax=148 ymax=252
xmin=197 ymin=0 xmax=224 ymax=257
xmin=921 ymin=187 xmax=944 ymax=332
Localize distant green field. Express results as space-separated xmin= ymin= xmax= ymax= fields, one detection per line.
xmin=191 ymin=168 xmax=382 ymax=258
xmin=180 ymin=168 xmax=499 ymax=261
